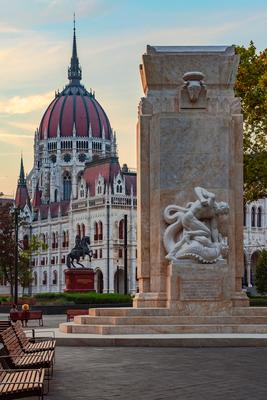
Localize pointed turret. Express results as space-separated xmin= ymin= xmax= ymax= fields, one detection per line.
xmin=15 ymin=156 xmax=31 ymax=209
xmin=68 ymin=14 xmax=82 ymax=85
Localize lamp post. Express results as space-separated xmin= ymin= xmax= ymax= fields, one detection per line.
xmin=116 ymin=259 xmax=119 ymax=293
xmin=13 ymin=206 xmax=20 ymax=306
xmin=123 ymin=214 xmax=128 ymax=295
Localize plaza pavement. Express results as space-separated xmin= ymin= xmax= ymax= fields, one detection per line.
xmin=47 ymin=346 xmax=267 ymax=399
xmin=1 ymin=314 xmax=267 ymax=398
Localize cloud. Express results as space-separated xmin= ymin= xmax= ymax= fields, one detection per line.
xmin=0 ymin=91 xmax=53 ymax=115
xmin=0 ymin=22 xmax=21 ymax=33
xmin=7 ymin=121 xmax=38 ymax=132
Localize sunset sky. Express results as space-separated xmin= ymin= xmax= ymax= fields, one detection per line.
xmin=0 ymin=0 xmax=266 ymax=196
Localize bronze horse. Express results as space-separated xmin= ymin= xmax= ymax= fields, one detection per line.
xmin=66 ymin=235 xmax=93 ymax=268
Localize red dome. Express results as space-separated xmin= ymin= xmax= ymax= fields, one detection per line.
xmin=39 ymin=85 xmax=112 ymax=140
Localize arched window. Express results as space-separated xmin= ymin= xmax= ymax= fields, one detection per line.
xmin=54 ymin=189 xmax=58 ymax=202
xmin=257 ymin=207 xmax=262 ymax=227
xmin=66 ymin=231 xmax=69 ymax=247
xmin=63 ymin=172 xmax=72 ymax=200
xmin=81 ymin=223 xmax=85 ymax=238
xmin=251 ymin=207 xmax=256 ymax=227
xmin=33 ymin=272 xmax=37 ymax=286
xmin=119 ymin=219 xmax=124 ymax=240
xmin=116 ymin=179 xmax=123 ymax=194
xmin=98 ymin=221 xmax=103 ymax=240
xmin=77 ymin=224 xmax=81 ymax=237
xmin=23 ymin=235 xmax=29 ymax=250
xmin=80 ymin=184 xmax=85 ymax=198
xmin=52 ymin=270 xmax=58 ymax=285
xmin=243 ymin=206 xmax=247 ymax=227
xmin=42 ymin=271 xmax=47 ymax=285
xmin=52 ymin=232 xmax=56 ymax=249
xmin=63 ymin=231 xmax=66 ymax=247
xmin=94 ymin=222 xmax=98 ymax=241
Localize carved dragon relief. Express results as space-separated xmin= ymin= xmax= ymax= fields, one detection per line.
xmin=163 ymin=187 xmax=229 ymax=264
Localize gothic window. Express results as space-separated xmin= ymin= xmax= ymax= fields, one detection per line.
xmin=63 ymin=231 xmax=66 ymax=247
xmin=66 ymin=231 xmax=69 ymax=247
xmin=52 ymin=232 xmax=56 ymax=249
xmin=257 ymin=207 xmax=262 ymax=227
xmin=54 ymin=189 xmax=58 ymax=202
xmin=77 ymin=224 xmax=81 ymax=237
xmin=243 ymin=206 xmax=247 ymax=227
xmin=96 ymin=176 xmax=104 ymax=196
xmin=116 ymin=179 xmax=123 ymax=194
xmin=98 ymin=221 xmax=103 ymax=240
xmin=63 ymin=172 xmax=72 ymax=200
xmin=94 ymin=221 xmax=98 ymax=241
xmin=52 ymin=270 xmax=58 ymax=285
xmin=80 ymin=184 xmax=85 ymax=198
xmin=119 ymin=219 xmax=124 ymax=240
xmin=251 ymin=207 xmax=256 ymax=227
xmin=23 ymin=235 xmax=29 ymax=250
xmin=81 ymin=223 xmax=85 ymax=238
xmin=42 ymin=271 xmax=47 ymax=285
xmin=99 ymin=249 xmax=102 ymax=258
xmin=33 ymin=272 xmax=37 ymax=286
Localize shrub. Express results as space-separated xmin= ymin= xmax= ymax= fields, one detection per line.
xmin=34 ymin=292 xmax=132 ymax=304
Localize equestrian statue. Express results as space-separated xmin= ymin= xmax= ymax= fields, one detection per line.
xmin=66 ymin=235 xmax=93 ymax=268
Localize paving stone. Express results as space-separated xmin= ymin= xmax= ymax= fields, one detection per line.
xmin=45 ymin=347 xmax=267 ymax=400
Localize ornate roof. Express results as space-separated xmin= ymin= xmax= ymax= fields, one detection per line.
xmin=38 ymin=21 xmax=112 ymax=141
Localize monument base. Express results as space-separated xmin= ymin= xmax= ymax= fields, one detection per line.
xmin=133 ymin=261 xmax=249 ymax=314
xmin=64 ymin=268 xmax=95 ymax=292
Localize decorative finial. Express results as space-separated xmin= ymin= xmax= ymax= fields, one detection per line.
xmin=68 ymin=14 xmax=82 ymax=85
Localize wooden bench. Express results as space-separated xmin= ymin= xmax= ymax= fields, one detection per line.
xmin=9 ymin=311 xmax=43 ymax=326
xmin=0 ymin=321 xmax=11 ymax=333
xmin=0 ymin=368 xmax=45 ymax=399
xmin=0 ymin=327 xmax=54 ymax=379
xmin=12 ymin=322 xmax=56 ymax=353
xmin=66 ymin=309 xmax=88 ymax=322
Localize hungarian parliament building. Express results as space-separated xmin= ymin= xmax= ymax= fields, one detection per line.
xmin=6 ymin=26 xmax=137 ymax=295
xmin=0 ymin=27 xmax=265 ymax=295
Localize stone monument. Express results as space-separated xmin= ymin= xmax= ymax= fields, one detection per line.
xmin=134 ymin=45 xmax=248 ymax=314
xmin=60 ymin=45 xmax=255 ymax=335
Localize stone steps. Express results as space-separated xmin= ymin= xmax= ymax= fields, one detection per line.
xmin=88 ymin=308 xmax=170 ymax=317
xmin=74 ymin=315 xmax=267 ymax=326
xmin=232 ymin=307 xmax=267 ymax=316
xmin=60 ymin=322 xmax=267 ymax=335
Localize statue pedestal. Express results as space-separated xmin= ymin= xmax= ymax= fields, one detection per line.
xmin=64 ymin=268 xmax=95 ymax=292
xmin=166 ymin=261 xmax=248 ymax=315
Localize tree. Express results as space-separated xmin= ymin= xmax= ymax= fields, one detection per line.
xmin=0 ymin=202 xmax=16 ymax=296
xmin=18 ymin=235 xmax=45 ymax=295
xmin=235 ymin=42 xmax=267 ymax=202
xmin=0 ymin=202 xmax=44 ymax=297
xmin=255 ymin=250 xmax=267 ymax=294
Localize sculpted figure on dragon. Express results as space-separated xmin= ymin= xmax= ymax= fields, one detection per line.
xmin=163 ymin=187 xmax=229 ymax=264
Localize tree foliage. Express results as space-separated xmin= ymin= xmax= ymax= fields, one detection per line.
xmin=255 ymin=250 xmax=267 ymax=294
xmin=0 ymin=202 xmax=44 ymax=296
xmin=235 ymin=41 xmax=267 ymax=202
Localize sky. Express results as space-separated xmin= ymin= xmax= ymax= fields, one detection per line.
xmin=0 ymin=0 xmax=266 ymax=196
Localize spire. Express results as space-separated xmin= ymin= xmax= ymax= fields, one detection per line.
xmin=15 ymin=156 xmax=30 ymax=209
xmin=68 ymin=13 xmax=82 ymax=85
xmin=18 ymin=156 xmax=26 ymax=187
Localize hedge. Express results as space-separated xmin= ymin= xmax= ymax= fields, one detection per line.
xmin=34 ymin=292 xmax=132 ymax=304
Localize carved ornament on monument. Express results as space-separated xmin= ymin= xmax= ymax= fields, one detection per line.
xmin=163 ymin=187 xmax=229 ymax=264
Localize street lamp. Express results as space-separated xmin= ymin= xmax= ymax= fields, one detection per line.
xmin=116 ymin=259 xmax=119 ymax=293
xmin=13 ymin=206 xmax=20 ymax=306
